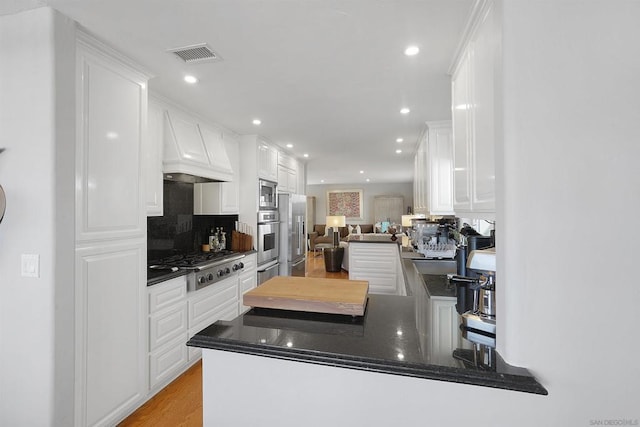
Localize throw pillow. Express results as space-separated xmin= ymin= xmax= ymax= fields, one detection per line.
xmin=324 ymin=227 xmax=332 ymax=237
xmin=355 ymin=224 xmax=361 ymax=234
xmin=348 ymin=225 xmax=355 ymax=235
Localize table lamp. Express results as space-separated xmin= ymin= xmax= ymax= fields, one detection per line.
xmin=326 ymin=215 xmax=346 ymax=247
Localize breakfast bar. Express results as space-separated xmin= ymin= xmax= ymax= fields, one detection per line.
xmin=187 ymin=275 xmax=546 ymax=426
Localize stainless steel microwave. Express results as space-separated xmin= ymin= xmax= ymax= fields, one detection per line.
xmin=258 ymin=179 xmax=277 ymax=209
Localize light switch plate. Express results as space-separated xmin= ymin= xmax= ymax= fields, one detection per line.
xmin=21 ymin=254 xmax=40 ymax=278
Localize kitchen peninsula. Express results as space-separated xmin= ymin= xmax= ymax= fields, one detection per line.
xmin=188 ymin=273 xmax=546 ymax=426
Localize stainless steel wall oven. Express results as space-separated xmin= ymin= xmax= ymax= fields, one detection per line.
xmin=257 ymin=210 xmax=279 ymax=266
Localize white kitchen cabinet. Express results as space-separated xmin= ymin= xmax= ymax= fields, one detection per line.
xmin=257 ymin=140 xmax=278 ymax=182
xmin=74 ymin=31 xmax=148 ymax=427
xmin=414 ymin=121 xmax=454 ymax=216
xmin=75 ymin=35 xmax=146 ymax=243
xmin=238 ymin=253 xmax=257 ymax=313
xmin=75 ymin=241 xmax=146 ymax=427
xmin=194 ymin=181 xmax=239 ymax=214
xmin=277 ymin=164 xmax=298 ymax=194
xmin=425 ymin=287 xmax=460 ymax=367
xmin=451 ymin=1 xmax=497 ymax=218
xmin=348 ymin=243 xmax=405 ymax=295
xmin=149 ymin=332 xmax=189 ymax=391
xmin=193 ymin=128 xmax=240 ymax=214
xmin=277 ymin=152 xmax=300 ymax=194
xmin=188 ymin=276 xmax=239 ymax=361
xmin=145 ymin=98 xmax=164 ymax=216
xmin=147 ymin=276 xmax=189 ymax=391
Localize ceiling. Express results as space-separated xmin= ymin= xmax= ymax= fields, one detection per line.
xmin=45 ymin=0 xmax=473 ymax=185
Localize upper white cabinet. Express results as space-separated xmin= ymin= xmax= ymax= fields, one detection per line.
xmin=451 ymin=0 xmax=498 ymax=218
xmin=257 ymin=141 xmax=278 ymax=182
xmin=75 ymin=36 xmax=147 ymax=242
xmin=75 ymin=31 xmax=148 ymax=427
xmin=277 ymin=152 xmax=299 ymax=194
xmin=145 ymin=98 xmax=164 ymax=216
xmin=413 ymin=121 xmax=454 ymax=216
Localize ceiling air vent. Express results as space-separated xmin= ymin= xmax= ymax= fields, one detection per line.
xmin=167 ymin=43 xmax=222 ymax=63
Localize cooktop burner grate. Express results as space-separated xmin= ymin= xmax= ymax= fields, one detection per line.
xmin=149 ymin=250 xmax=238 ymax=268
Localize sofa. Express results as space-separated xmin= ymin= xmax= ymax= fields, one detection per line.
xmin=308 ymin=224 xmax=375 ymax=251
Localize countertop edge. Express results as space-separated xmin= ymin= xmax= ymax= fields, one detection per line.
xmin=187 ymin=335 xmax=548 ymax=395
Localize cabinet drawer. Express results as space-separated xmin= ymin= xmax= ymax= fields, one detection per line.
xmin=241 ymin=253 xmax=257 ymax=272
xmin=188 ymin=277 xmax=238 ymax=329
xmin=149 ymin=332 xmax=189 ymax=390
xmin=149 ymin=302 xmax=188 ymax=351
xmin=148 ymin=276 xmax=187 ymax=314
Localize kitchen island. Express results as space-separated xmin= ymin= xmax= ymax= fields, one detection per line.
xmin=188 ymin=276 xmax=546 ymax=426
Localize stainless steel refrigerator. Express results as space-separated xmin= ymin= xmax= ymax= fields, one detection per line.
xmin=278 ymin=193 xmax=306 ymax=277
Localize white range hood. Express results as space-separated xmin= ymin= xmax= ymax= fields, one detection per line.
xmin=163 ymin=109 xmax=233 ymax=183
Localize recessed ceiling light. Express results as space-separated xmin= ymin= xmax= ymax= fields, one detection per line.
xmin=366 ymin=178 xmax=370 ymax=182
xmin=396 ymin=149 xmax=402 ymax=154
xmin=359 ymin=170 xmax=364 ymax=174
xmin=286 ymin=143 xmax=293 ymax=148
xmin=396 ymin=138 xmax=403 ymax=143
xmin=303 ymin=153 xmax=309 ymax=158
xmin=400 ymin=108 xmax=410 ymax=115
xmin=184 ymin=75 xmax=198 ymax=84
xmin=252 ymin=119 xmax=262 ymax=125
xmin=404 ymin=46 xmax=420 ymax=56
xmin=320 ymin=179 xmax=325 ymax=183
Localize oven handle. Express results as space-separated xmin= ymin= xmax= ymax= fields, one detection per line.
xmin=257 ymin=259 xmax=278 ymax=272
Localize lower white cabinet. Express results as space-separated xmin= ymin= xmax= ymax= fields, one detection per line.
xmin=187 ymin=274 xmax=239 ymax=361
xmin=424 ymin=286 xmax=461 ymax=367
xmin=348 ymin=243 xmax=405 ymax=295
xmin=147 ymin=276 xmax=189 ymax=391
xmin=145 ymin=263 xmax=247 ymax=397
xmin=238 ymin=253 xmax=257 ymax=313
xmin=149 ymin=332 xmax=189 ymax=389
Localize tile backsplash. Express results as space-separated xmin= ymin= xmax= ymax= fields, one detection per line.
xmin=147 ymin=181 xmax=238 ymax=261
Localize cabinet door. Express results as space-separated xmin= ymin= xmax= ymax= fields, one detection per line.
xmin=428 ymin=124 xmax=454 ymax=215
xmin=194 ymin=182 xmax=239 ymax=215
xmin=257 ymin=142 xmax=278 ymax=181
xmin=452 ymin=51 xmax=472 ymax=212
xmin=75 ymin=241 xmax=146 ymax=427
xmin=149 ymin=303 xmax=188 ymax=352
xmin=76 ymin=44 xmax=146 ymax=242
xmin=145 ymin=100 xmax=164 ymax=216
xmin=287 ymin=168 xmax=297 ymax=193
xmin=277 ymin=165 xmax=289 ymax=192
xmin=469 ymin=5 xmax=496 ymax=212
xmin=149 ymin=332 xmax=189 ymax=390
xmin=188 ymin=276 xmax=238 ymax=336
xmin=430 ymin=299 xmax=461 ymax=367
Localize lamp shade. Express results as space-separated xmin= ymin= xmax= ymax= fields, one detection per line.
xmin=401 ymin=215 xmax=414 ymax=227
xmin=326 ymin=215 xmax=346 ymax=228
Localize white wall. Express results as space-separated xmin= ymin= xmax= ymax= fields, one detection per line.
xmin=495 ymin=0 xmax=640 ymax=423
xmin=306 ymin=182 xmax=413 ymax=225
xmin=0 ymin=8 xmax=76 ymax=426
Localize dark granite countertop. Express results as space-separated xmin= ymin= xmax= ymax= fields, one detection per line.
xmin=421 ymin=274 xmax=457 ymax=299
xmin=146 ymin=250 xmax=257 ymax=286
xmin=147 ymin=268 xmax=188 ymax=286
xmin=188 ymin=293 xmax=547 ymax=395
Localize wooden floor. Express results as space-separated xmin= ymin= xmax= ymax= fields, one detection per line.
xmin=119 ymin=251 xmax=347 ymax=426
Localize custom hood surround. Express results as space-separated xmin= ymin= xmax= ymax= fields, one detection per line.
xmin=163 ymin=108 xmax=234 ymax=183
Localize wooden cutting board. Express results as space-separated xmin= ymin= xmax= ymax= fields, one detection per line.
xmin=243 ymin=276 xmax=369 ymax=316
